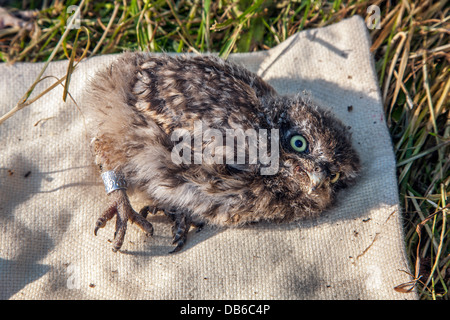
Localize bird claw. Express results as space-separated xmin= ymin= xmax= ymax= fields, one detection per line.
xmin=139 ymin=205 xmax=159 ymax=219
xmin=167 ymin=210 xmax=191 ymax=254
xmin=94 ymin=190 xmax=153 ymax=252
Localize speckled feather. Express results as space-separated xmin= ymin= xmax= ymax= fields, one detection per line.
xmin=82 ymin=52 xmax=360 ymax=252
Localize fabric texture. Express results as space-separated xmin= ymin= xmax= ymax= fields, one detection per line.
xmin=0 ymin=15 xmax=417 ymax=299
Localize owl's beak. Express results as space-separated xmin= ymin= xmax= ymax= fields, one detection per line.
xmin=294 ymin=165 xmax=327 ymax=193
xmin=306 ymin=170 xmax=327 ymax=193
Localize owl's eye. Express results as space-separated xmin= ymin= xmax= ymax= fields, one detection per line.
xmin=330 ymin=172 xmax=340 ymax=183
xmin=290 ymin=135 xmax=308 ymax=153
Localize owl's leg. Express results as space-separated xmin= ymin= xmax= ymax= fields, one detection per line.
xmin=94 ymin=189 xmax=154 ymax=252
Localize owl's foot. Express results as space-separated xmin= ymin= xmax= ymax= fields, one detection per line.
xmin=162 ymin=208 xmax=201 ymax=253
xmin=94 ymin=190 xmax=154 ymax=252
xmin=170 ymin=211 xmax=191 ymax=254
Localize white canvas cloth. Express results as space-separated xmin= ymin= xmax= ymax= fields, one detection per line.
xmin=0 ymin=16 xmax=417 ymax=299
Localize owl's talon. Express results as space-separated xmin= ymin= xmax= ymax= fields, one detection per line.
xmin=94 ymin=190 xmax=154 ymax=252
xmin=94 ymin=223 xmax=102 ymax=236
xmin=172 ymin=231 xmax=183 ymax=244
xmin=169 ymin=240 xmax=186 ymax=254
xmin=94 ymin=203 xmax=117 ymax=236
xmin=130 ymin=210 xmax=154 ymax=237
xmin=139 ymin=205 xmax=158 ymax=219
xmin=168 ymin=211 xmax=191 ymax=253
xmin=112 ymin=223 xmax=126 ymax=252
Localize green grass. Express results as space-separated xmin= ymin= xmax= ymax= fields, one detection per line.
xmin=0 ymin=0 xmax=448 ymax=299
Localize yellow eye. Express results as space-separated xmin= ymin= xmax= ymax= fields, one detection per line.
xmin=330 ymin=172 xmax=340 ymax=183
xmin=290 ymin=135 xmax=308 ymax=153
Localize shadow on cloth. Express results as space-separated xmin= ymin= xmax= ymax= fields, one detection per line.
xmin=0 ymin=156 xmax=53 ymax=299
xmin=0 ymin=156 xmax=85 ymax=298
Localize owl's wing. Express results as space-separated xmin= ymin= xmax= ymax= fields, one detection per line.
xmin=133 ymin=54 xmax=276 ymax=135
xmin=129 ymin=54 xmax=276 ymax=188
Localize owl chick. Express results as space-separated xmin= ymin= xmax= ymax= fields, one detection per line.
xmin=82 ymin=52 xmax=360 ymax=253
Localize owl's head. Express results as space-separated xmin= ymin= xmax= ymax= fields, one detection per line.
xmin=263 ymin=95 xmax=360 ymax=211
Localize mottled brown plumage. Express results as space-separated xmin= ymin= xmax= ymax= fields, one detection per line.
xmin=82 ymin=52 xmax=360 ymax=253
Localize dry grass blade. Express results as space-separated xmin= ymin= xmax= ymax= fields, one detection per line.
xmin=383 ymin=31 xmax=406 ymax=104
xmin=414 ymin=203 xmax=449 ymax=297
xmin=390 ymin=26 xmax=413 ymax=111
xmin=63 ymin=26 xmax=90 ymax=102
xmin=396 ymin=204 xmax=450 ymax=295
xmin=422 ymin=51 xmax=438 ymax=135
